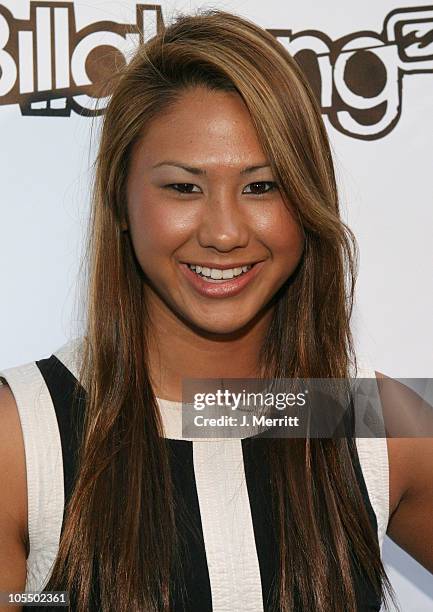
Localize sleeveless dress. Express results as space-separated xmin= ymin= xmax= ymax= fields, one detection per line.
xmin=0 ymin=338 xmax=389 ymax=611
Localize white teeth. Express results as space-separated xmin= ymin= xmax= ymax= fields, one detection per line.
xmin=187 ymin=263 xmax=252 ymax=280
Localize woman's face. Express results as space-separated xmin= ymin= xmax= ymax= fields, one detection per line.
xmin=126 ymin=86 xmax=304 ymax=335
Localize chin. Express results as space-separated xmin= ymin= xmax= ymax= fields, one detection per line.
xmin=197 ymin=321 xmax=248 ymax=335
xmin=183 ymin=308 xmax=262 ymax=337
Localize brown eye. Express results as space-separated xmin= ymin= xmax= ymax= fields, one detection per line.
xmin=243 ymin=181 xmax=278 ymax=195
xmin=166 ymin=183 xmax=201 ymax=194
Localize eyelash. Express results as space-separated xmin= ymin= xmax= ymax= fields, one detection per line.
xmin=165 ymin=181 xmax=278 ymax=195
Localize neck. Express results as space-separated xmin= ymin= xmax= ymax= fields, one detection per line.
xmin=146 ymin=294 xmax=273 ymax=402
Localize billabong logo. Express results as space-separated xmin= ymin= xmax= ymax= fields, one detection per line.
xmin=0 ymin=2 xmax=432 ymax=139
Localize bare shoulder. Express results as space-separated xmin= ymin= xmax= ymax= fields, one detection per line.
xmin=374 ymin=371 xmax=433 ymax=573
xmin=0 ymin=383 xmax=28 ymax=593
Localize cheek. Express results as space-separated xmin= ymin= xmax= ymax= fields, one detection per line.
xmin=252 ymin=204 xmax=304 ymax=263
xmin=274 ymin=220 xmax=304 ymax=256
xmin=127 ymin=193 xmax=193 ymax=260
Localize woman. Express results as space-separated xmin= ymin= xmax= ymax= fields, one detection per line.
xmin=0 ymin=9 xmax=432 ymax=612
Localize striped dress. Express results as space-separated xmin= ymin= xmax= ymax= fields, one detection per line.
xmin=0 ymin=338 xmax=389 ymax=611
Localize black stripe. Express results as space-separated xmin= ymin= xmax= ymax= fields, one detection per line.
xmin=241 ymin=436 xmax=279 ymax=611
xmin=35 ymin=355 xmax=86 ymax=518
xmin=167 ymin=439 xmax=213 ymax=611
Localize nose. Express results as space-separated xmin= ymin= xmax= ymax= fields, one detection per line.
xmin=196 ymin=188 xmax=250 ymax=252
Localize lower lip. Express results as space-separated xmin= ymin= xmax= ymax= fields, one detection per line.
xmin=179 ymin=262 xmax=265 ymax=298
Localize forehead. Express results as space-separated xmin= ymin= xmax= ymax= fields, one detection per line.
xmin=129 ymin=86 xmax=268 ymax=171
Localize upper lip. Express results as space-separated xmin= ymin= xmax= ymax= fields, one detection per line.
xmin=181 ymin=261 xmax=263 ymax=270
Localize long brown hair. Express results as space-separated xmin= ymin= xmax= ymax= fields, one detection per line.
xmin=45 ymin=9 xmax=396 ymax=611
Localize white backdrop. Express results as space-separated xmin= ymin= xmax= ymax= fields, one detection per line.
xmin=1 ymin=1 xmax=432 ymax=609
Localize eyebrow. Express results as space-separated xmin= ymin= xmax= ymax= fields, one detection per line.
xmin=151 ymin=161 xmax=271 ymax=175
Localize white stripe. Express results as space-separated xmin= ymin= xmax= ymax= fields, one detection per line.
xmin=354 ymin=361 xmax=389 ymax=552
xmin=356 ymin=437 xmax=389 ymax=552
xmin=53 ymin=337 xmax=83 ymax=382
xmin=0 ymin=361 xmax=64 ymax=591
xmin=192 ymin=439 xmax=264 ymax=612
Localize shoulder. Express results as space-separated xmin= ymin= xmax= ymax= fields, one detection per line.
xmin=374 ymin=370 xmax=433 ymax=573
xmin=353 ymin=364 xmax=432 ymax=512
xmin=0 ymin=382 xmax=28 ymax=593
xmin=0 ymin=382 xmax=28 ymax=557
xmin=0 ymin=337 xmax=85 ymax=590
xmin=373 ymin=370 xmax=433 ymax=515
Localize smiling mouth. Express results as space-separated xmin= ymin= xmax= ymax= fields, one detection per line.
xmin=179 ymin=260 xmax=264 ymax=298
xmin=186 ymin=263 xmax=254 ymax=282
